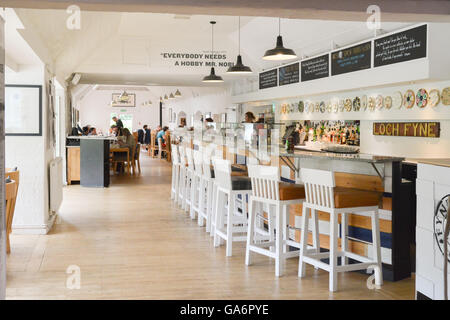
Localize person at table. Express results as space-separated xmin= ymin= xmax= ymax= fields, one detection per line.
xmin=112 ymin=116 xmax=124 ymax=129
xmin=117 ymin=128 xmax=136 ymax=154
xmin=143 ymin=125 xmax=151 ymax=145
xmin=88 ymin=127 xmax=97 ymax=136
xmin=157 ymin=126 xmax=168 ymax=147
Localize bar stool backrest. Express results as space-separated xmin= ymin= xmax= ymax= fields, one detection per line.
xmin=172 ymin=144 xmax=179 ymax=165
xmin=248 ymin=165 xmax=280 ymax=200
xmin=212 ymin=158 xmax=232 ymax=190
xmin=179 ymin=144 xmax=186 ymax=166
xmin=300 ymin=168 xmax=335 ymax=209
xmin=185 ymin=147 xmax=194 ymax=170
xmin=202 ymin=143 xmax=216 ymax=179
xmin=193 ymin=150 xmax=203 ymax=175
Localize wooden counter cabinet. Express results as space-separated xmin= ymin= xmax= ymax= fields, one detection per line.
xmin=67 ymin=146 xmax=80 ymax=184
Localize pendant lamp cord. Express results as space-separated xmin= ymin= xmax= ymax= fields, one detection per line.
xmin=279 ymin=17 xmax=281 ymax=36
xmin=238 ymin=16 xmax=241 ymax=55
xmin=211 ymin=22 xmax=214 ymax=65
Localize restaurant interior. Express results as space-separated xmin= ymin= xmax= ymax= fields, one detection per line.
xmin=1 ymin=0 xmax=450 ymax=301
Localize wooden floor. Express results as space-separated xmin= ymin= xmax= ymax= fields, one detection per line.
xmin=6 ymin=154 xmax=415 ymax=299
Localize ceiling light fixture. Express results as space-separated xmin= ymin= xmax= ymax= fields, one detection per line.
xmin=227 ymin=17 xmax=252 ymax=74
xmin=175 ymin=89 xmax=182 ymax=97
xmin=203 ymin=21 xmax=224 ymax=83
xmin=169 ymin=93 xmax=175 ymax=99
xmin=164 ymin=94 xmax=169 ymax=100
xmin=119 ymin=90 xmax=129 ymax=98
xmin=263 ymin=18 xmax=297 ymax=61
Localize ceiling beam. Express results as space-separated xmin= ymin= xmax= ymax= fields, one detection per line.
xmin=1 ymin=0 xmax=449 ymax=22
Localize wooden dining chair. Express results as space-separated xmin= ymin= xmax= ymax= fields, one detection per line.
xmin=148 ymin=133 xmax=157 ymax=158
xmin=132 ymin=143 xmax=141 ymax=174
xmin=5 ymin=179 xmax=18 ymax=254
xmin=112 ymin=149 xmax=131 ymax=175
xmin=158 ymin=137 xmax=169 ymax=160
xmin=5 ymin=168 xmax=19 ymax=232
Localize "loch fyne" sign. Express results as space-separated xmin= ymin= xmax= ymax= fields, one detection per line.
xmin=373 ymin=122 xmax=440 ymax=138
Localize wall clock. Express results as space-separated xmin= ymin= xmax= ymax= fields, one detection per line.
xmin=442 ymin=87 xmax=450 ymax=106
xmin=376 ymin=95 xmax=384 ymax=109
xmin=298 ymin=101 xmax=304 ymax=113
xmin=434 ymin=194 xmax=450 ymax=263
xmin=404 ymin=90 xmax=415 ymax=109
xmin=416 ymin=88 xmax=428 ymax=108
xmin=392 ymin=91 xmax=403 ymax=109
xmin=384 ymin=96 xmax=393 ymax=109
xmin=353 ymin=97 xmax=361 ymax=111
xmin=361 ymin=95 xmax=367 ymax=110
xmin=429 ymin=89 xmax=440 ymax=107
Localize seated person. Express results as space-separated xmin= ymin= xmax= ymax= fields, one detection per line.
xmin=143 ymin=125 xmax=151 ymax=145
xmin=115 ymin=128 xmax=137 ymax=161
xmin=157 ymin=126 xmax=169 ymax=147
xmin=137 ymin=128 xmax=144 ymax=144
xmin=88 ymin=127 xmax=97 ymax=136
xmin=82 ymin=126 xmax=89 ymax=136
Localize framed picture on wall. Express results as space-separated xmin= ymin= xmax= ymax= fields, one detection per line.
xmin=5 ymin=84 xmax=42 ymax=136
xmin=111 ymin=93 xmax=136 ymax=107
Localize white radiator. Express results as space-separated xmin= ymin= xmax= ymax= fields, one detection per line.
xmin=49 ymin=157 xmax=63 ymax=214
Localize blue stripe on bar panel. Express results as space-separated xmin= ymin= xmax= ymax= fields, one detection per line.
xmin=347 ymin=226 xmax=392 ymax=249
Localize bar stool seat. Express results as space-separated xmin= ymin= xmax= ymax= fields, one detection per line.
xmin=298 ymin=168 xmax=383 ymax=292
xmin=279 ymin=182 xmax=306 ymax=200
xmin=231 ymin=176 xmax=252 ymax=190
xmin=333 ymin=187 xmax=381 ymax=208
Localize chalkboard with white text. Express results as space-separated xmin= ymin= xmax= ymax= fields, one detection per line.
xmin=331 ymin=42 xmax=371 ymax=76
xmin=259 ymin=69 xmax=278 ymax=89
xmin=279 ymin=62 xmax=299 ymax=86
xmin=374 ymin=24 xmax=427 ymax=67
xmin=301 ymin=54 xmax=329 ymax=82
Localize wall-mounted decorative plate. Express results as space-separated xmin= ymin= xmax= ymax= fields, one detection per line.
xmin=368 ymin=96 xmax=376 ymax=111
xmin=353 ymin=97 xmax=361 ymax=111
xmin=361 ymin=95 xmax=367 ymax=110
xmin=298 ymin=101 xmax=304 ymax=112
xmin=339 ymin=99 xmax=345 ymax=112
xmin=315 ymin=102 xmax=320 ymax=113
xmin=332 ymin=101 xmax=339 ymax=113
xmin=319 ymin=101 xmax=326 ymax=113
xmin=392 ymin=91 xmax=403 ymax=109
xmin=429 ymin=89 xmax=440 ymax=107
xmin=416 ymin=88 xmax=428 ymax=108
xmin=304 ymin=101 xmax=309 ymax=113
xmin=376 ymin=95 xmax=384 ymax=109
xmin=326 ymin=101 xmax=332 ymax=113
xmin=344 ymin=98 xmax=352 ymax=112
xmin=384 ymin=96 xmax=393 ymax=109
xmin=404 ymin=90 xmax=415 ymax=109
xmin=441 ymin=87 xmax=450 ymax=105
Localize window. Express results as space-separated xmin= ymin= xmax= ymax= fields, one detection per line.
xmin=110 ymin=113 xmax=133 ymax=132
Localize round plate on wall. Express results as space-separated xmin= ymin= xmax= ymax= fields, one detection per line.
xmin=344 ymin=98 xmax=352 ymax=112
xmin=332 ymin=101 xmax=339 ymax=113
xmin=368 ymin=96 xmax=376 ymax=112
xmin=404 ymin=90 xmax=415 ymax=109
xmin=326 ymin=101 xmax=332 ymax=113
xmin=441 ymin=87 xmax=450 ymax=105
xmin=311 ymin=102 xmax=315 ymax=113
xmin=384 ymin=96 xmax=393 ymax=109
xmin=416 ymin=88 xmax=428 ymax=108
xmin=315 ymin=102 xmax=320 ymax=113
xmin=392 ymin=91 xmax=403 ymax=109
xmin=304 ymin=101 xmax=309 ymax=113
xmin=376 ymin=95 xmax=384 ymax=109
xmin=361 ymin=95 xmax=367 ymax=110
xmin=353 ymin=97 xmax=361 ymax=111
xmin=298 ymin=101 xmax=304 ymax=112
xmin=429 ymin=89 xmax=440 ymax=107
xmin=339 ymin=99 xmax=345 ymax=112
xmin=319 ymin=101 xmax=326 ymax=113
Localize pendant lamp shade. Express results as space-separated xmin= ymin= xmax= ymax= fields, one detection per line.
xmin=175 ymin=89 xmax=182 ymax=97
xmin=169 ymin=93 xmax=175 ymax=99
xmin=227 ymin=17 xmax=252 ymax=74
xmin=203 ymin=67 xmax=224 ymax=82
xmin=263 ymin=18 xmax=297 ymax=61
xmin=164 ymin=94 xmax=168 ymax=100
xmin=203 ymin=21 xmax=224 ymax=83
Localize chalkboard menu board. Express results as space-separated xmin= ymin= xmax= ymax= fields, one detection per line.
xmin=331 ymin=41 xmax=371 ymax=76
xmin=279 ymin=62 xmax=299 ymax=86
xmin=259 ymin=69 xmax=278 ymax=89
xmin=374 ymin=24 xmax=427 ymax=67
xmin=301 ymin=54 xmax=329 ymax=82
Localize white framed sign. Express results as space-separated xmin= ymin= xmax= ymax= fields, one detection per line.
xmin=5 ymin=85 xmax=42 ymax=136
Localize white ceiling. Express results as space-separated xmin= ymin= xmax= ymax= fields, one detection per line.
xmin=6 ymin=8 xmax=416 ymax=88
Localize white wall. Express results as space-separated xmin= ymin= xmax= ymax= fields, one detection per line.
xmin=78 ymin=89 xmax=160 ymax=133
xmin=5 ymin=64 xmax=57 ymax=234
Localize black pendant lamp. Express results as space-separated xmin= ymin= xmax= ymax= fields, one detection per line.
xmin=169 ymin=93 xmax=175 ymax=99
xmin=227 ymin=17 xmax=252 ymax=74
xmin=175 ymin=89 xmax=182 ymax=97
xmin=203 ymin=21 xmax=224 ymax=83
xmin=263 ymin=18 xmax=297 ymax=61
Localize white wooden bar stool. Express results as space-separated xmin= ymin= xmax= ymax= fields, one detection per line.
xmin=245 ymin=165 xmax=316 ymax=277
xmin=184 ymin=147 xmax=195 ymax=214
xmin=171 ymin=144 xmax=180 ymax=202
xmin=177 ymin=145 xmax=188 ymax=210
xmin=298 ymin=168 xmax=383 ymax=292
xmin=213 ymin=158 xmax=252 ymax=257
xmin=190 ymin=150 xmax=203 ymax=222
xmin=200 ymin=145 xmax=216 ymax=233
